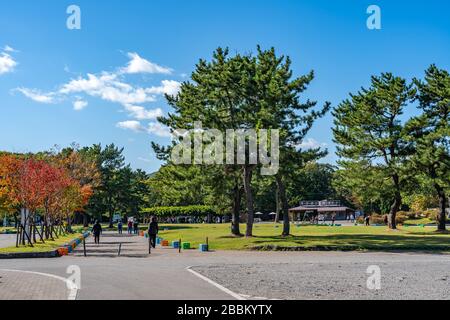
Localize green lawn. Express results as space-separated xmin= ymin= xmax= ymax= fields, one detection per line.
xmin=156 ymin=223 xmax=450 ymax=251
xmin=0 ymin=227 xmax=17 ymax=233
xmin=0 ymin=233 xmax=82 ymax=253
xmin=403 ymin=218 xmax=435 ymax=226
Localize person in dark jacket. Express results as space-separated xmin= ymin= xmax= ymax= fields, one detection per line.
xmin=148 ymin=217 xmax=159 ymax=248
xmin=127 ymin=220 xmax=133 ymax=234
xmin=92 ymin=221 xmax=102 ymax=244
xmin=365 ymin=215 xmax=371 ymax=226
xmin=118 ymin=220 xmax=123 ymax=234
xmin=133 ymin=220 xmax=139 ymax=235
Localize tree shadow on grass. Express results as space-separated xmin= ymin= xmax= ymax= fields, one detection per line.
xmin=160 ymin=225 xmax=196 ymax=231
xmin=249 ymin=234 xmax=450 ymax=252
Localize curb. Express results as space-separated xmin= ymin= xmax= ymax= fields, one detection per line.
xmin=57 ymin=232 xmax=91 ymax=256
xmin=0 ymin=232 xmax=91 ymax=259
xmin=0 ymin=250 xmax=59 ymax=259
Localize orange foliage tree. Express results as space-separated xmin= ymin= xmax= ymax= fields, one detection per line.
xmin=0 ymin=151 xmax=95 ymax=246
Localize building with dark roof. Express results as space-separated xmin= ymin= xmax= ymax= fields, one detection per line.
xmin=289 ymin=200 xmax=355 ymax=221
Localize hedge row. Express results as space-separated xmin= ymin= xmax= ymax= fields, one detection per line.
xmin=141 ymin=205 xmax=218 ymax=217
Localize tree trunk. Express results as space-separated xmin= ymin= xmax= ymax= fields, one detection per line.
xmin=435 ymin=183 xmax=447 ymax=231
xmin=243 ymin=165 xmax=255 ymax=237
xmin=32 ymin=216 xmax=37 ymax=243
xmin=275 ymin=184 xmax=280 ymax=223
xmin=109 ymin=207 xmax=114 ymax=228
xmin=231 ymin=183 xmax=242 ymax=236
xmin=276 ymin=175 xmax=290 ymax=236
xmin=388 ymin=174 xmax=401 ymax=230
xmin=67 ymin=216 xmax=73 ymax=233
xmin=83 ymin=212 xmax=89 ymax=227
xmin=108 ymin=194 xmax=114 ymax=228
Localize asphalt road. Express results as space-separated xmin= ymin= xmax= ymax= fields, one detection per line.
xmin=1 ymin=232 xmax=450 ymax=300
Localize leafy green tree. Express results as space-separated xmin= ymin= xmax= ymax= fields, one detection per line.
xmin=116 ymin=167 xmax=150 ymax=219
xmin=155 ymin=48 xmax=254 ymax=236
xmin=406 ymin=65 xmax=450 ymax=231
xmin=148 ymin=165 xmax=211 ymax=207
xmin=333 ymin=160 xmax=396 ymax=215
xmin=244 ymin=47 xmax=330 ymax=236
xmin=83 ymin=144 xmax=126 ymax=227
xmin=288 ymin=162 xmax=338 ymax=206
xmin=156 ymin=46 xmax=328 ymax=237
xmin=333 ymin=73 xmax=416 ymax=229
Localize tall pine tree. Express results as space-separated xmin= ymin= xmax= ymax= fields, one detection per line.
xmin=406 ymin=65 xmax=450 ymax=231
xmin=333 ymin=73 xmax=415 ymax=229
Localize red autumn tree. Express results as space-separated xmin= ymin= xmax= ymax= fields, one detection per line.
xmin=0 ymin=154 xmax=22 ymax=216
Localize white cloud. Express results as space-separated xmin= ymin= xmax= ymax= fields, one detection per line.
xmin=60 ymin=72 xmax=158 ymax=105
xmin=3 ymin=45 xmax=17 ymax=53
xmin=297 ymin=138 xmax=327 ymax=150
xmin=124 ymin=104 xmax=163 ymax=120
xmin=73 ymin=99 xmax=88 ymax=111
xmin=121 ymin=52 xmax=172 ymax=75
xmin=15 ymin=51 xmax=179 ymax=138
xmin=147 ymin=122 xmax=172 ymax=137
xmin=16 ymin=53 xmax=180 ymax=108
xmin=145 ymin=80 xmax=181 ymax=96
xmin=117 ymin=120 xmax=171 ymax=138
xmin=116 ymin=120 xmax=146 ymax=132
xmin=138 ymin=157 xmax=153 ymax=163
xmin=16 ymin=88 xmax=55 ymax=104
xmin=0 ymin=52 xmax=17 ymax=75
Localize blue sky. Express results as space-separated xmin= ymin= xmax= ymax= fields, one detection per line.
xmin=0 ymin=0 xmax=449 ymax=173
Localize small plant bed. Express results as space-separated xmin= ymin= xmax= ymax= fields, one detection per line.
xmin=0 ymin=232 xmax=88 ymax=258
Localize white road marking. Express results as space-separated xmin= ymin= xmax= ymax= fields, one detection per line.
xmin=0 ymin=269 xmax=78 ymax=300
xmin=186 ymin=266 xmax=246 ymax=300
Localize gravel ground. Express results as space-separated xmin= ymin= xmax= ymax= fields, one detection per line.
xmin=193 ymin=253 xmax=450 ymax=300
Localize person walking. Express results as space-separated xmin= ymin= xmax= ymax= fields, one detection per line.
xmin=133 ymin=219 xmax=139 ymax=235
xmin=92 ymin=220 xmax=102 ymax=245
xmin=118 ymin=220 xmax=123 ymax=234
xmin=127 ymin=220 xmax=133 ymax=234
xmin=365 ymin=215 xmax=370 ymax=226
xmin=148 ymin=217 xmax=159 ymax=248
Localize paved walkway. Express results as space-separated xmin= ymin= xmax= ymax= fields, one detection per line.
xmin=1 ymin=232 xmax=450 ymax=300
xmin=0 ymin=270 xmax=70 ymax=300
xmin=0 ymin=234 xmax=16 ymax=249
xmin=72 ymin=232 xmax=150 ymax=258
xmin=1 ymin=232 xmax=234 ymax=300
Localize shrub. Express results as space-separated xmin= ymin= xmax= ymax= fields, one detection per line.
xmin=141 ymin=205 xmax=218 ymax=218
xmin=397 ymin=211 xmax=416 ymax=219
xmin=423 ymin=209 xmax=439 ymax=221
xmin=370 ymin=214 xmax=386 ymax=225
xmin=395 ymin=213 xmax=408 ymax=225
